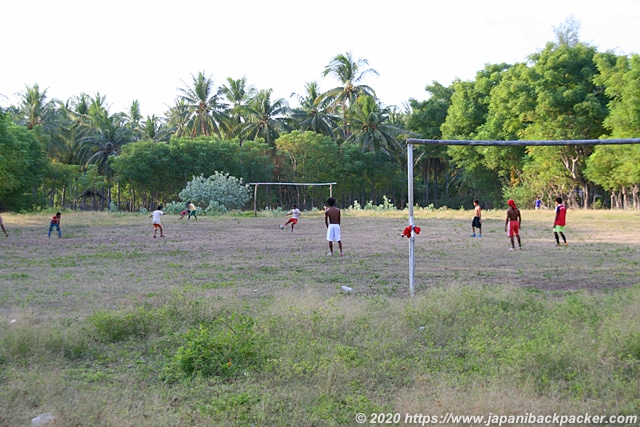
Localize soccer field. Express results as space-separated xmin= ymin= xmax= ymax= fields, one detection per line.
xmin=1 ymin=209 xmax=639 ymax=317
xmin=1 ymin=209 xmax=639 ymax=426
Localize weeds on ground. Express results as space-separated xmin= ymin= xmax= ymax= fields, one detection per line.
xmin=1 ymin=285 xmax=640 ymax=425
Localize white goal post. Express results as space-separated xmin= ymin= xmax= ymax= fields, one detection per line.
xmin=405 ymin=138 xmax=640 ymax=297
xmin=248 ymin=182 xmax=337 ymax=217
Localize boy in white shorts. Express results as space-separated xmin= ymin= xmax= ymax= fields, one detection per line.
xmin=324 ymin=198 xmax=343 ymax=256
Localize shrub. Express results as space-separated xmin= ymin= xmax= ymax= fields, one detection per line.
xmin=163 ymin=312 xmax=263 ymax=381
xmin=178 ymin=172 xmax=251 ymax=211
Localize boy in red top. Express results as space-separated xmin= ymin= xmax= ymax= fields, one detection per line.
xmin=504 ymin=199 xmax=521 ymax=250
xmin=553 ymin=196 xmax=568 ymax=247
xmin=48 ymin=212 xmax=62 ymax=238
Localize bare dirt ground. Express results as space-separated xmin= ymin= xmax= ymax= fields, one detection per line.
xmin=1 ymin=209 xmax=639 ymax=319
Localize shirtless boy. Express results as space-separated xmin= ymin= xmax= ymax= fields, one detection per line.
xmin=324 ymin=198 xmax=343 ymax=256
xmin=471 ymin=200 xmax=482 ymax=237
xmin=504 ymin=199 xmax=521 ymax=250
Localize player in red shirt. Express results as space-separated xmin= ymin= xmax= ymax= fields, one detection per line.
xmin=48 ymin=212 xmax=62 ymax=238
xmin=553 ymin=197 xmax=567 ymax=247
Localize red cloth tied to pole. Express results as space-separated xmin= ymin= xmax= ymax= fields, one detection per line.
xmin=402 ymin=225 xmax=421 ymax=238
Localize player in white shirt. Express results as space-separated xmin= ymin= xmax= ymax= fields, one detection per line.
xmin=280 ymin=204 xmax=301 ymax=232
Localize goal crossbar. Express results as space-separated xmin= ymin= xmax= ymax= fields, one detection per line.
xmin=405 ymin=137 xmax=640 ymax=297
xmin=407 ymin=138 xmax=640 ymax=146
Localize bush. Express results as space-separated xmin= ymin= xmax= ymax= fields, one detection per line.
xmin=163 ymin=312 xmax=263 ymax=381
xmin=178 ymin=172 xmax=251 ymax=211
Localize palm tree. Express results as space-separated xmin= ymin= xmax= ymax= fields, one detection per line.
xmin=321 ymin=52 xmax=379 ymax=138
xmin=13 ymin=84 xmax=69 ymax=160
xmin=140 ymin=115 xmax=172 ymax=142
xmin=77 ymin=111 xmax=136 ymax=206
xmin=240 ymin=89 xmax=290 ymax=149
xmin=13 ymin=83 xmax=55 ymax=129
xmin=345 ymin=96 xmax=403 ymax=159
xmin=290 ymin=81 xmax=339 ymax=139
xmin=173 ymin=71 xmax=229 ymax=137
xmin=221 ymin=76 xmax=256 ymax=138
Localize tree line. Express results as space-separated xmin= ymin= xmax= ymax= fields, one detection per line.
xmin=1 ymin=22 xmax=639 ymax=212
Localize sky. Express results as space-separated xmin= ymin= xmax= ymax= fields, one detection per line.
xmin=2 ymin=0 xmax=640 ymax=118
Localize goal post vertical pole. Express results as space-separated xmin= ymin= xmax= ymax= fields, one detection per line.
xmin=407 ymin=143 xmax=415 ymax=297
xmin=253 ymin=184 xmax=259 ymax=217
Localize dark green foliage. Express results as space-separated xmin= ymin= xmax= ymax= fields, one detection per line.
xmin=0 ymin=112 xmax=49 ymax=209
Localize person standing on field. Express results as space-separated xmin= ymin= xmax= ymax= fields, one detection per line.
xmin=324 ymin=198 xmax=343 ymax=256
xmin=48 ymin=212 xmax=62 ymax=238
xmin=535 ymin=197 xmax=542 ymax=210
xmin=553 ymin=196 xmax=568 ymax=247
xmin=150 ymin=205 xmax=167 ymax=238
xmin=471 ymin=200 xmax=482 ymax=237
xmin=504 ymin=199 xmax=521 ymax=250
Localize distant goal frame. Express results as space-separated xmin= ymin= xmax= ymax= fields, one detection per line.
xmin=405 ymin=138 xmax=640 ymax=297
xmin=248 ymin=182 xmax=337 ymax=217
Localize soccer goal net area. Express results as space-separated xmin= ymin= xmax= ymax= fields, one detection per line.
xmin=248 ymin=182 xmax=337 ymax=216
xmin=403 ymin=137 xmax=640 ymax=296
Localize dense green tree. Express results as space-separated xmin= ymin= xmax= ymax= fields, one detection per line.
xmin=406 ymin=82 xmax=453 ymax=203
xmin=523 ymin=40 xmax=610 ymax=207
xmin=585 ymin=144 xmax=640 ymax=208
xmin=111 ymin=140 xmax=174 ymax=204
xmin=595 ymin=53 xmax=640 ymax=138
xmin=441 ymin=64 xmax=512 ymax=205
xmin=0 ymin=112 xmax=49 ymax=209
xmin=275 ymin=131 xmax=339 ymax=182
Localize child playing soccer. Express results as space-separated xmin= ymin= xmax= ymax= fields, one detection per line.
xmin=471 ymin=200 xmax=482 ymax=237
xmin=48 ymin=212 xmax=62 ymax=238
xmin=504 ymin=199 xmax=521 ymax=250
xmin=149 ymin=205 xmax=167 ymax=238
xmin=281 ymin=204 xmax=301 ymax=232
xmin=187 ymin=202 xmax=197 ymax=220
xmin=553 ymin=197 xmax=568 ymax=247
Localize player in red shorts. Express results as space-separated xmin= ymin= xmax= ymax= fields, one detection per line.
xmin=504 ymin=199 xmax=521 ymax=250
xmin=280 ymin=204 xmax=301 ymax=232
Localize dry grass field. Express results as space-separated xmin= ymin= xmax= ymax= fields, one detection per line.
xmin=1 ymin=208 xmax=638 ymax=313
xmin=1 ymin=208 xmax=639 ymax=426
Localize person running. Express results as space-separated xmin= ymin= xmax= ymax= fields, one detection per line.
xmin=535 ymin=197 xmax=542 ymax=210
xmin=281 ymin=204 xmax=301 ymax=232
xmin=504 ymin=199 xmax=521 ymax=250
xmin=48 ymin=212 xmax=62 ymax=238
xmin=553 ymin=196 xmax=568 ymax=247
xmin=187 ymin=202 xmax=197 ymax=220
xmin=471 ymin=200 xmax=482 ymax=237
xmin=0 ymin=208 xmax=8 ymax=237
xmin=324 ymin=198 xmax=343 ymax=256
xmin=149 ymin=205 xmax=167 ymax=238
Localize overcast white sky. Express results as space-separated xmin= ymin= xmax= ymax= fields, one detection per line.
xmin=2 ymin=0 xmax=639 ymax=118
